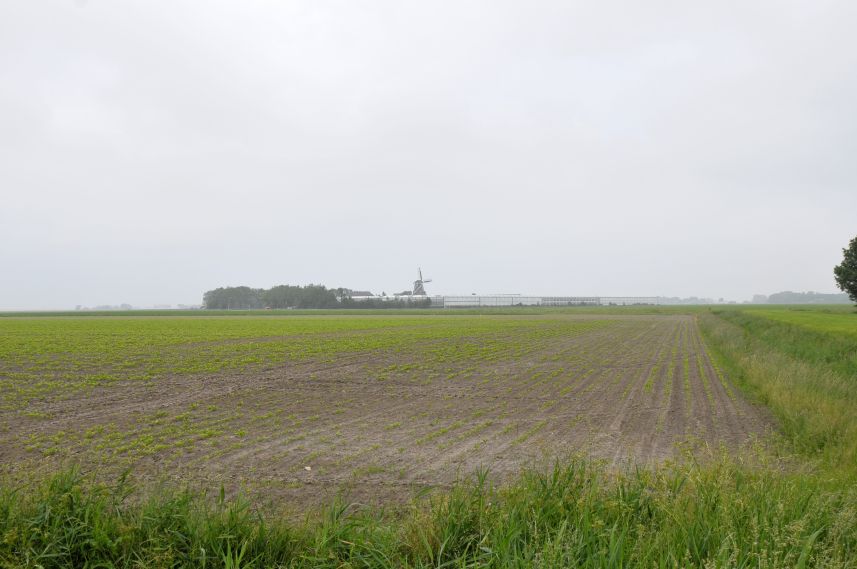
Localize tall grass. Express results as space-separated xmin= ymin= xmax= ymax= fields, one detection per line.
xmin=700 ymin=310 xmax=857 ymax=470
xmin=711 ymin=308 xmax=857 ymax=377
xmin=0 ymin=469 xmax=299 ymax=568
xmin=1 ymin=458 xmax=855 ymax=568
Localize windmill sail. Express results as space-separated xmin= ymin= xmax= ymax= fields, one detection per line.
xmin=413 ymin=268 xmax=431 ymax=296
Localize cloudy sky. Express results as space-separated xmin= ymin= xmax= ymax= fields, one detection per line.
xmin=1 ymin=1 xmax=855 ymax=309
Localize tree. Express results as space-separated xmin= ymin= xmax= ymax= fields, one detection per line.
xmin=262 ymin=285 xmax=301 ymax=309
xmin=833 ymin=235 xmax=857 ymax=305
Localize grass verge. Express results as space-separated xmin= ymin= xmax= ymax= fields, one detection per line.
xmin=699 ymin=309 xmax=857 ymax=470
xmin=1 ymin=457 xmax=856 ymax=568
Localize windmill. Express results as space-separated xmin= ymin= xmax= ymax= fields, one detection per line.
xmin=413 ymin=268 xmax=432 ymax=296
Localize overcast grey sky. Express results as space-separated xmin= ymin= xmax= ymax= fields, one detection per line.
xmin=1 ymin=1 xmax=855 ymax=309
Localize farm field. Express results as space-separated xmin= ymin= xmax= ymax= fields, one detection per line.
xmin=0 ymin=313 xmax=770 ymax=506
xmin=733 ymin=305 xmax=857 ymax=336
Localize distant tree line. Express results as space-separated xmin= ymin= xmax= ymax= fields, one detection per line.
xmin=203 ymin=285 xmax=338 ymax=309
xmin=202 ymin=285 xmax=430 ymax=310
xmin=763 ymin=291 xmax=850 ymax=304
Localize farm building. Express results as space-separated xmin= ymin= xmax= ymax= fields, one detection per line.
xmin=435 ymin=296 xmax=601 ymax=308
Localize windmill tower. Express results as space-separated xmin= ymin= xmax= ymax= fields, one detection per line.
xmin=413 ymin=268 xmax=432 ymax=296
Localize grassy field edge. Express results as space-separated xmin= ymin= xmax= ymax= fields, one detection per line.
xmin=698 ymin=309 xmax=857 ymax=471
xmin=2 ymin=456 xmax=856 ymax=568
